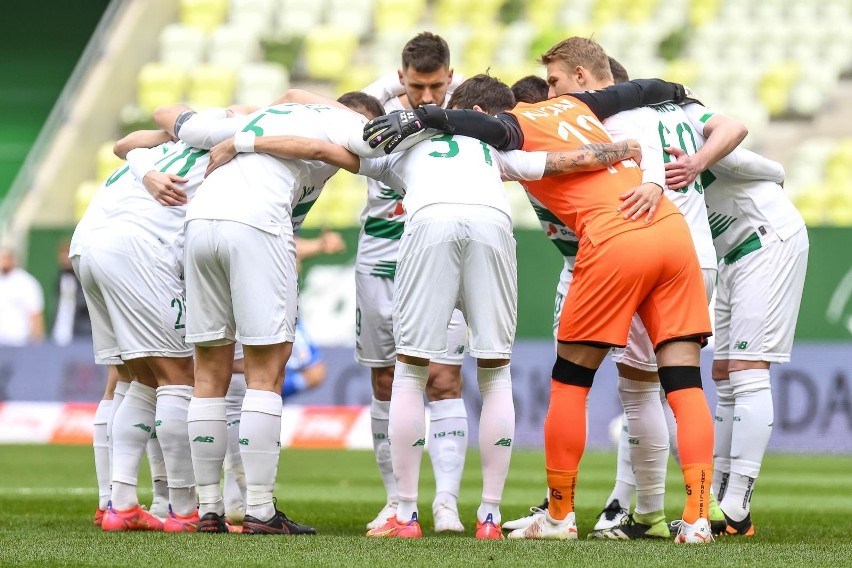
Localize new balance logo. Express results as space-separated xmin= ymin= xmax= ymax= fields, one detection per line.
xmin=453 ymin=345 xmax=465 ymax=355
xmin=193 ymin=436 xmax=215 ymax=443
xmin=239 ymin=438 xmax=248 ymax=446
xmin=494 ymin=438 xmax=512 ymax=447
xmin=734 ymin=341 xmax=749 ymax=350
xmin=133 ymin=423 xmax=152 ymax=433
xmin=412 ymin=438 xmax=425 ymax=447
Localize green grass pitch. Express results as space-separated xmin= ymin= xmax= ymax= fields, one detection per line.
xmin=0 ymin=445 xmax=850 ymax=567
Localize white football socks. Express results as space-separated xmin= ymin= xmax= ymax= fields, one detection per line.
xmin=187 ymin=396 xmax=227 ymax=516
xmin=147 ymin=432 xmax=168 ymax=514
xmin=156 ymin=385 xmax=196 ymax=517
xmin=107 ymin=381 xmax=130 ymax=473
xmin=93 ymin=400 xmax=111 ymax=510
xmin=606 ymin=416 xmax=636 ymax=509
xmin=476 ymin=365 xmax=514 ymax=525
xmin=110 ymin=382 xmax=156 ymax=510
xmin=712 ymin=379 xmax=735 ymax=499
xmin=721 ymin=369 xmax=773 ymax=521
xmin=224 ymin=373 xmax=247 ymax=521
xmin=618 ymin=377 xmax=668 ymax=515
xmin=370 ymin=397 xmax=398 ymax=504
xmin=389 ymin=362 xmax=428 ymax=522
xmin=427 ymin=397 xmax=468 ymax=511
xmin=241 ymin=389 xmax=282 ymax=523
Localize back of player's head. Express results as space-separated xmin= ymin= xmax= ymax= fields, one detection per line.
xmin=608 ymin=56 xmax=630 ymax=84
xmin=539 ymin=37 xmax=613 ymax=83
xmin=447 ymin=74 xmax=516 ymax=115
xmin=511 ymin=75 xmax=549 ymax=104
xmin=401 ymin=32 xmax=451 ymax=73
xmin=337 ymin=91 xmax=385 ymax=120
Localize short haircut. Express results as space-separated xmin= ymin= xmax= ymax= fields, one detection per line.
xmin=608 ymin=56 xmax=630 ymax=84
xmin=337 ymin=91 xmax=385 ymax=120
xmin=539 ymin=37 xmax=613 ymax=83
xmin=401 ymin=32 xmax=451 ymax=73
xmin=447 ymin=73 xmax=516 ymax=115
xmin=511 ymin=75 xmax=549 ymax=104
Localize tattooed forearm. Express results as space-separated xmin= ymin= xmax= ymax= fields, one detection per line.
xmin=543 ymin=141 xmax=631 ymax=176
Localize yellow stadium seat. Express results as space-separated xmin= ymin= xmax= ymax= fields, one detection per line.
xmin=180 ymin=0 xmax=229 ymax=33
xmin=229 ymin=0 xmax=276 ymax=36
xmin=303 ymin=26 xmax=358 ymax=80
xmin=757 ymin=62 xmax=799 ymax=117
xmin=374 ymin=0 xmax=426 ymax=33
xmin=138 ymin=63 xmax=187 ymax=113
xmin=689 ymin=0 xmax=721 ymax=28
xmin=187 ymin=64 xmax=236 ymax=109
xmin=663 ymin=59 xmax=700 ymax=87
xmin=336 ymin=64 xmax=378 ymax=97
xmin=75 ymin=180 xmax=101 ymax=222
xmin=96 ymin=142 xmax=126 ymax=185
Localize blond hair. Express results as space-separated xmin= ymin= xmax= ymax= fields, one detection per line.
xmin=539 ymin=37 xmax=613 ymax=83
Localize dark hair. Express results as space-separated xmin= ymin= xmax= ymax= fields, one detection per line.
xmin=401 ymin=32 xmax=451 ymax=73
xmin=447 ymin=74 xmax=515 ymax=115
xmin=511 ymin=75 xmax=549 ymax=104
xmin=608 ymin=56 xmax=630 ymax=84
xmin=337 ymin=91 xmax=385 ymax=120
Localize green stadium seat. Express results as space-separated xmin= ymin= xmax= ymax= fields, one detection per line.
xmin=180 ymin=0 xmax=229 ymax=33
xmin=187 ymin=64 xmax=237 ymax=109
xmin=137 ymin=62 xmax=187 ymax=113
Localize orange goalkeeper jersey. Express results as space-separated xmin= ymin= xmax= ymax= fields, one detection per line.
xmin=509 ymin=97 xmax=680 ymax=245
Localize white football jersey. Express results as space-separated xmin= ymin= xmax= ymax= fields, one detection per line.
xmin=72 ymin=141 xmax=209 ymax=263
xmin=682 ymin=103 xmax=805 ymax=262
xmin=185 ymin=103 xmax=365 ymax=235
xmin=358 ymin=134 xmax=545 ymax=219
xmin=356 ymin=75 xmax=464 ymax=277
xmin=606 ymin=103 xmax=717 ymax=270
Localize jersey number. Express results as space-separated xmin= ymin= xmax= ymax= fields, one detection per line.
xmin=171 ymin=297 xmax=186 ymax=330
xmin=428 ymin=134 xmax=493 ymax=165
xmin=658 ymin=121 xmax=703 ymax=194
xmin=241 ymin=107 xmax=294 ymax=136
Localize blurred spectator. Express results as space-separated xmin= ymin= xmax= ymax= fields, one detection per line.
xmin=51 ymin=240 xmax=91 ymax=345
xmin=0 ymin=247 xmax=45 ymax=346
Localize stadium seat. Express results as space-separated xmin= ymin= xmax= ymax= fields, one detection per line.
xmin=180 ymin=0 xmax=229 ymax=33
xmin=137 ymin=63 xmax=187 ymax=113
xmin=95 ymin=143 xmax=125 ymax=185
xmin=187 ymin=64 xmax=237 ymax=109
xmin=302 ymin=26 xmax=358 ymax=80
xmin=336 ymin=64 xmax=378 ymax=97
xmin=229 ymin=0 xmax=276 ymax=37
xmin=236 ymin=62 xmax=289 ymax=106
xmin=74 ymin=180 xmax=101 ymax=222
xmin=275 ymin=0 xmax=325 ymax=37
xmin=326 ymin=0 xmax=374 ymax=37
xmin=208 ymin=25 xmax=260 ymax=68
xmin=158 ymin=24 xmax=207 ymax=70
xmin=374 ymin=0 xmax=426 ymax=33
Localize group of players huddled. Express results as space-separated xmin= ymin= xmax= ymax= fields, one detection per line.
xmin=75 ymin=31 xmax=807 ymax=542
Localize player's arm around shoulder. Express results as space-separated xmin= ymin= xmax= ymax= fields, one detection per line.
xmin=113 ymin=130 xmax=173 ymax=159
xmin=542 ymin=140 xmax=641 ymax=177
xmin=205 ymin=134 xmax=360 ymax=177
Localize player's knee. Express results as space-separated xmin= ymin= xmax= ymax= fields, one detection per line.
xmin=426 ymin=364 xmax=462 ymax=399
xmin=711 ymin=360 xmax=729 ymax=382
xmin=551 ymin=356 xmax=596 ymax=388
xmin=658 ymin=365 xmax=702 ymax=394
xmin=729 ymin=369 xmax=771 ymax=397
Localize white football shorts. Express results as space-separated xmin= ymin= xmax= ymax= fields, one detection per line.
xmin=184 ymin=219 xmax=297 ymax=346
xmin=394 ymin=204 xmax=516 ymax=360
xmin=73 ymin=230 xmax=191 ymax=364
xmin=355 ymin=271 xmax=466 ymax=367
xmin=714 ymin=227 xmax=809 ymax=363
